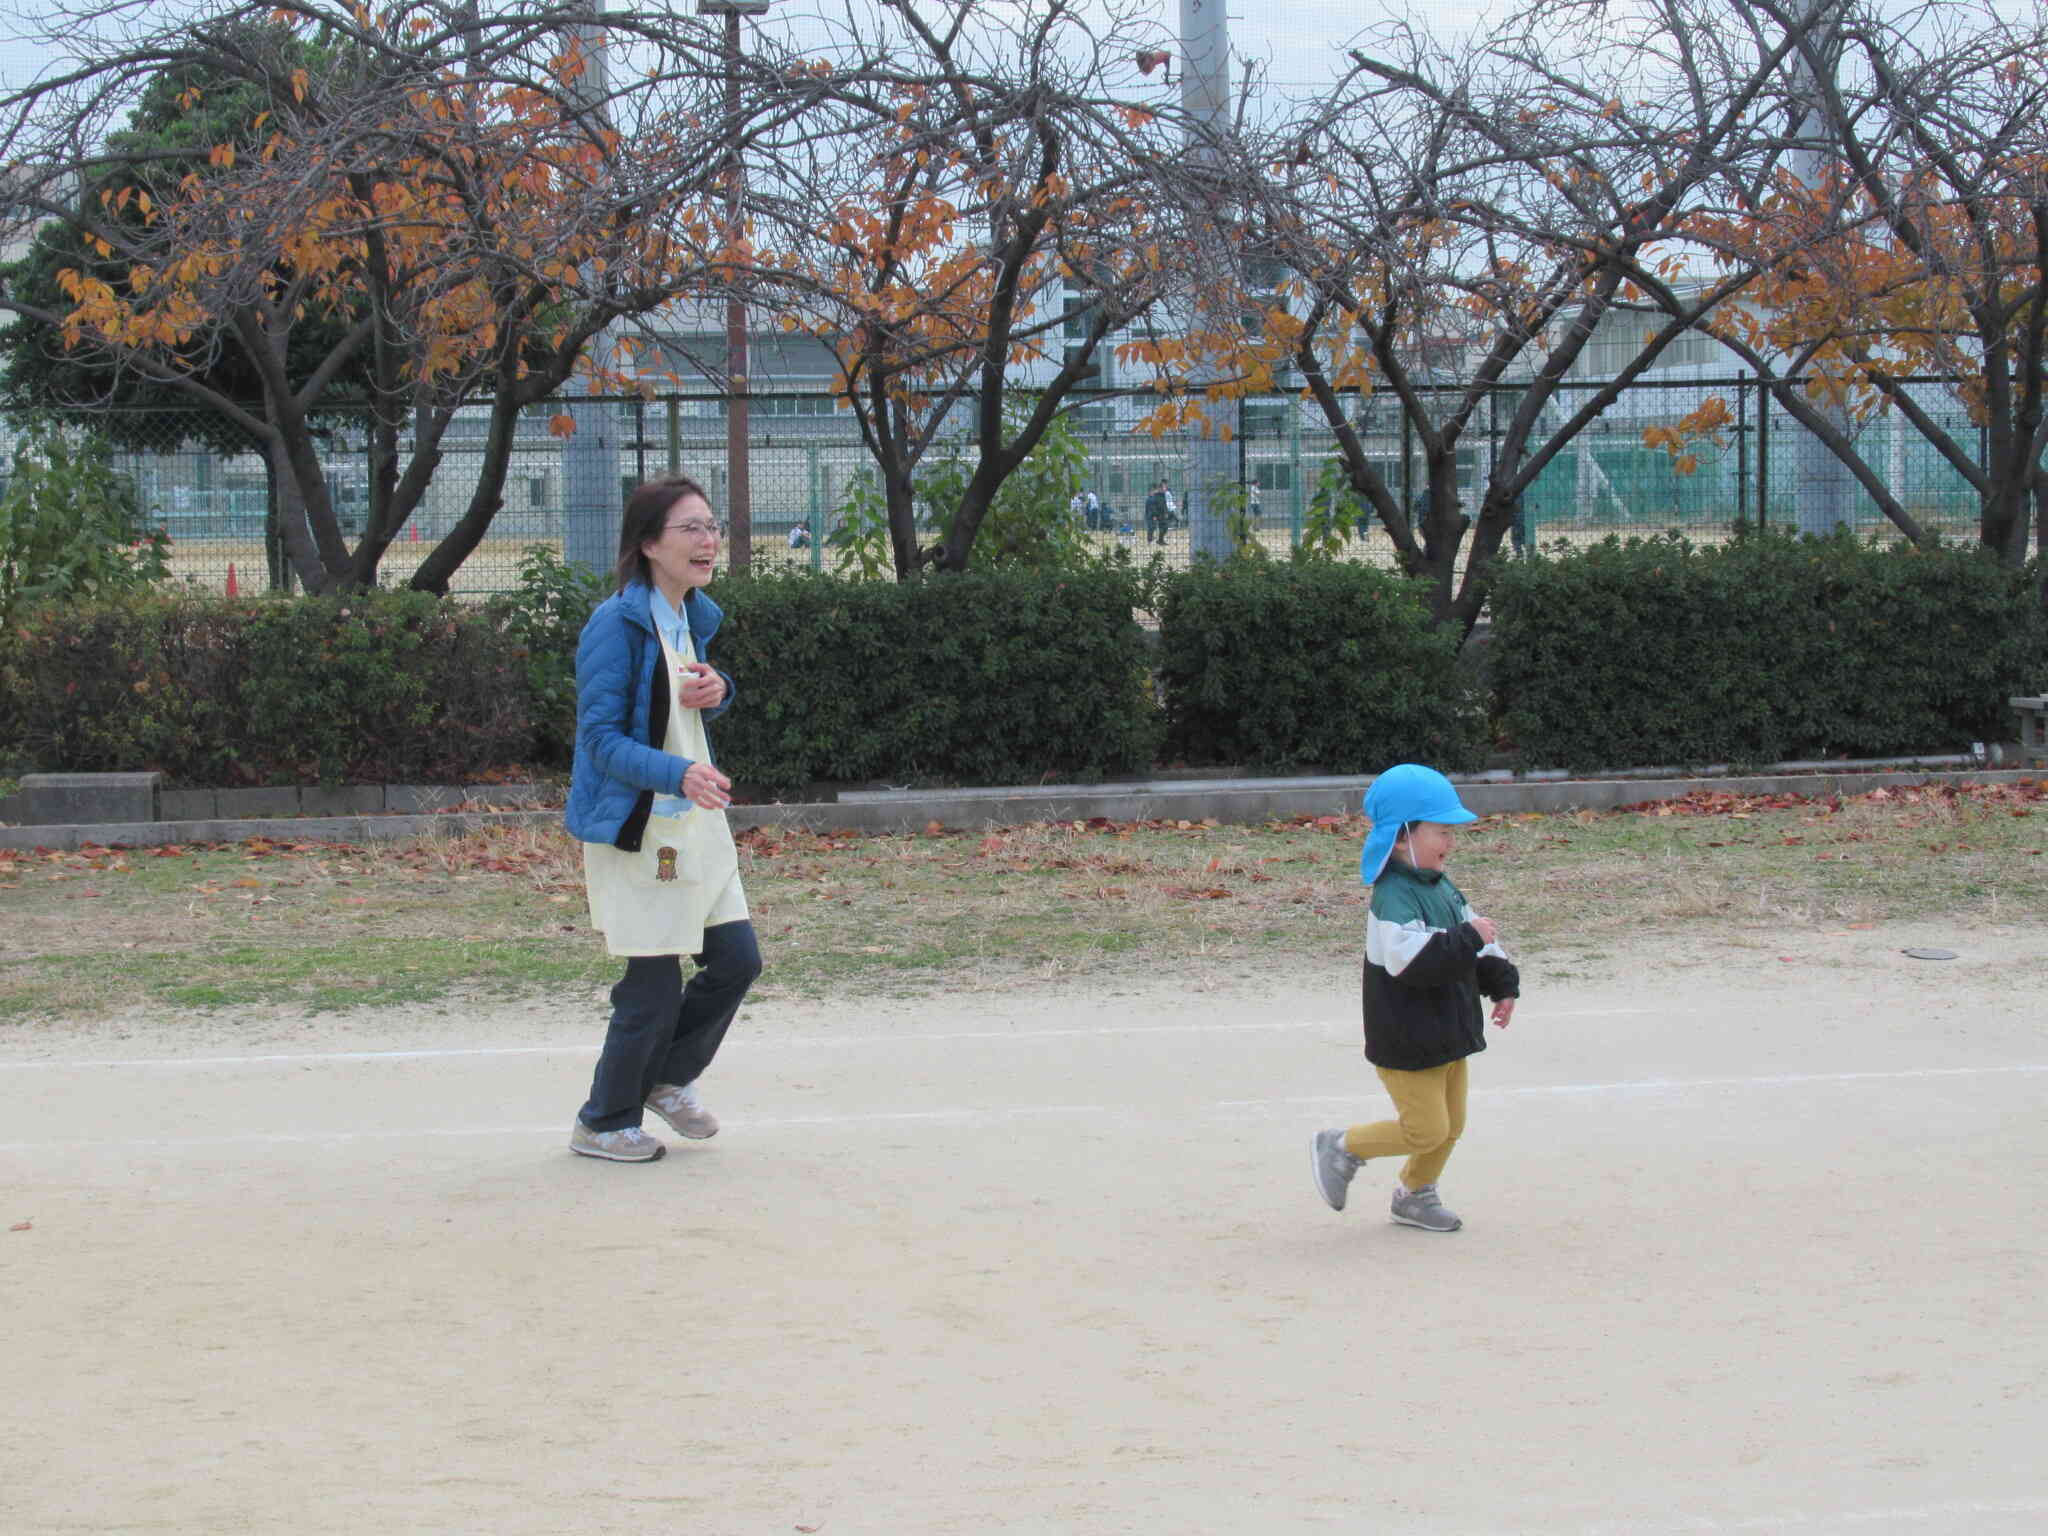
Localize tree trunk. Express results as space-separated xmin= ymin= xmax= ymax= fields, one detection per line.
xmin=262 ymin=454 xmax=288 ymax=591
xmin=267 ymin=435 xmax=337 ymax=593
xmin=1982 ymin=479 xmax=2028 ymax=565
xmin=408 ymin=394 xmax=522 ymax=595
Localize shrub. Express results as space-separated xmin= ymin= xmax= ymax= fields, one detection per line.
xmin=485 ymin=545 xmax=608 ymax=768
xmin=0 ymin=589 xmax=531 ymax=784
xmin=1487 ymin=530 xmax=2048 ymax=771
xmin=824 ymin=404 xmax=1102 ymax=578
xmin=0 ymin=424 xmax=170 ymax=624
xmin=705 ymin=564 xmax=1160 ymax=795
xmin=1155 ymin=556 xmax=1487 ymax=773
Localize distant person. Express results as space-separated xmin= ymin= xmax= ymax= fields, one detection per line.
xmin=787 ymin=522 xmax=811 ymax=550
xmin=1310 ymin=765 xmax=1520 ymax=1231
xmin=1084 ymin=488 xmax=1104 ymax=530
xmin=563 ymin=477 xmax=762 ymax=1164
xmin=1144 ymin=478 xmax=1176 ymax=545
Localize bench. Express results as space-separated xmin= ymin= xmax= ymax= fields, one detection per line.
xmin=18 ymin=772 xmax=162 ymax=826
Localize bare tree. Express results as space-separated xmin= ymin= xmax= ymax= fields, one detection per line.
xmin=1213 ymin=0 xmax=1829 ymax=634
xmin=743 ymin=0 xmax=1201 ymax=578
xmin=0 ymin=2 xmax=784 ymax=593
xmin=1695 ymin=0 xmax=2048 ymax=569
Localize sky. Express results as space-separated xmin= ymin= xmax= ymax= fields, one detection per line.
xmin=0 ymin=0 xmax=1495 ymax=100
xmin=2 ymin=0 xmax=2039 ymax=112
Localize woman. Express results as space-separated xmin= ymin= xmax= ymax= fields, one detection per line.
xmin=563 ymin=477 xmax=762 ymax=1163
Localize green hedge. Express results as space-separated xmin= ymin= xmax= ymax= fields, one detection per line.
xmin=1154 ymin=558 xmax=1488 ymax=773
xmin=706 ymin=565 xmax=1160 ymax=795
xmin=0 ymin=590 xmax=531 ymax=785
xmin=1488 ymin=531 xmax=2048 ymax=771
xmin=7 ymin=540 xmax=2040 ymax=794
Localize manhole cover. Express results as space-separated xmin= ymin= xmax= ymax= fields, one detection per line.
xmin=1901 ymin=947 xmax=1958 ymax=961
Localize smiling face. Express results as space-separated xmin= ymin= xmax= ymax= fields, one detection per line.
xmin=639 ymin=491 xmax=720 ymax=600
xmin=1397 ymin=820 xmax=1456 ymax=872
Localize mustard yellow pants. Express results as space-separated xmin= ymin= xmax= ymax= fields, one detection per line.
xmin=1342 ymin=1057 xmax=1467 ymax=1190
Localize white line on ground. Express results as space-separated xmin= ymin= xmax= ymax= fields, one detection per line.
xmin=0 ymin=1102 xmax=1119 ymax=1152
xmin=1468 ymin=1493 xmax=2048 ymax=1534
xmin=0 ymin=1008 xmax=1668 ymax=1072
xmin=1223 ymin=1061 xmax=2048 ymax=1106
xmin=2 ymin=1063 xmax=2041 ymax=1154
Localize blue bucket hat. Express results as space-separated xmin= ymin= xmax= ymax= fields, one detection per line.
xmin=1359 ymin=764 xmax=1478 ymax=883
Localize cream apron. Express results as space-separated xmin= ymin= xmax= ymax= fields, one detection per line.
xmin=582 ymin=624 xmax=748 ymax=956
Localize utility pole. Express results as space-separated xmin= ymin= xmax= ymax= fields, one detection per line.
xmin=1180 ymin=0 xmax=1237 ymax=560
xmin=560 ymin=3 xmax=622 ymax=575
xmin=700 ymin=0 xmax=769 ymax=573
xmin=1786 ymin=0 xmax=1856 ymax=534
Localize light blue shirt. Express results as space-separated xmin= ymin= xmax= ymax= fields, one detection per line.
xmin=649 ymin=588 xmax=694 ymax=818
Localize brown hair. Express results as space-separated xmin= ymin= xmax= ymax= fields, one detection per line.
xmin=614 ymin=476 xmax=712 ymax=592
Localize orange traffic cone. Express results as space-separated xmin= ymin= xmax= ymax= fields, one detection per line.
xmin=225 ymin=562 xmax=239 ymax=597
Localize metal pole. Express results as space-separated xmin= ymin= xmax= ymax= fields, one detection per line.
xmin=1289 ymin=395 xmax=1302 ymax=547
xmin=807 ymin=443 xmax=824 ymax=571
xmin=1736 ymin=373 xmax=1749 ymax=526
xmin=1758 ymin=381 xmax=1771 ymax=529
xmin=1401 ymin=410 xmax=1412 ymax=513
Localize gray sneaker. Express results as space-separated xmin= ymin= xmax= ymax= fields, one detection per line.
xmin=570 ymin=1121 xmax=666 ymax=1163
xmin=1311 ymin=1129 xmax=1361 ymax=1211
xmin=645 ymin=1080 xmax=718 ymax=1140
xmin=1390 ymin=1182 xmax=1462 ymax=1232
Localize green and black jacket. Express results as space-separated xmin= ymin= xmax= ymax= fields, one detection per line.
xmin=1361 ymin=858 xmax=1520 ymax=1071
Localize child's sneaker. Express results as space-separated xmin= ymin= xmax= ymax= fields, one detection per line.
xmin=1390 ymin=1182 xmax=1461 ymax=1232
xmin=1310 ymin=1129 xmax=1361 ymax=1211
xmin=645 ymin=1080 xmax=719 ymax=1139
xmin=570 ymin=1121 xmax=666 ymax=1162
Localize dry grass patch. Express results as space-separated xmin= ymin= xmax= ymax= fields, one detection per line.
xmin=2 ymin=779 xmax=2042 ymax=1022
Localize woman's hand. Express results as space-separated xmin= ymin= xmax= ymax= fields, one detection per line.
xmin=678 ymin=661 xmax=726 ymax=711
xmin=681 ymin=760 xmax=733 ymax=810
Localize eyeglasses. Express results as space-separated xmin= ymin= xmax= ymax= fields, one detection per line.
xmin=662 ymin=520 xmax=724 ymax=539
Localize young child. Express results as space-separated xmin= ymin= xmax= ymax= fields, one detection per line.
xmin=1311 ymin=764 xmax=1520 ymax=1231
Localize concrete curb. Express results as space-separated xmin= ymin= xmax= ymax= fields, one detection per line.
xmin=1 ymin=767 xmax=2035 ymax=852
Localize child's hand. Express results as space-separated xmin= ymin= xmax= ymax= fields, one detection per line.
xmin=1468 ymin=916 xmax=1499 ymax=946
xmin=1490 ymin=997 xmax=1516 ymax=1028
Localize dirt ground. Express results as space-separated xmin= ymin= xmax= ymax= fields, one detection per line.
xmin=3 ymin=922 xmax=2045 ymax=1535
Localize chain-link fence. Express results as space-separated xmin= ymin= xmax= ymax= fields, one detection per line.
xmin=0 ymin=376 xmax=1998 ymax=597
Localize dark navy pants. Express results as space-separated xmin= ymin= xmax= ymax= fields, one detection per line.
xmin=578 ymin=920 xmax=762 ymax=1133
